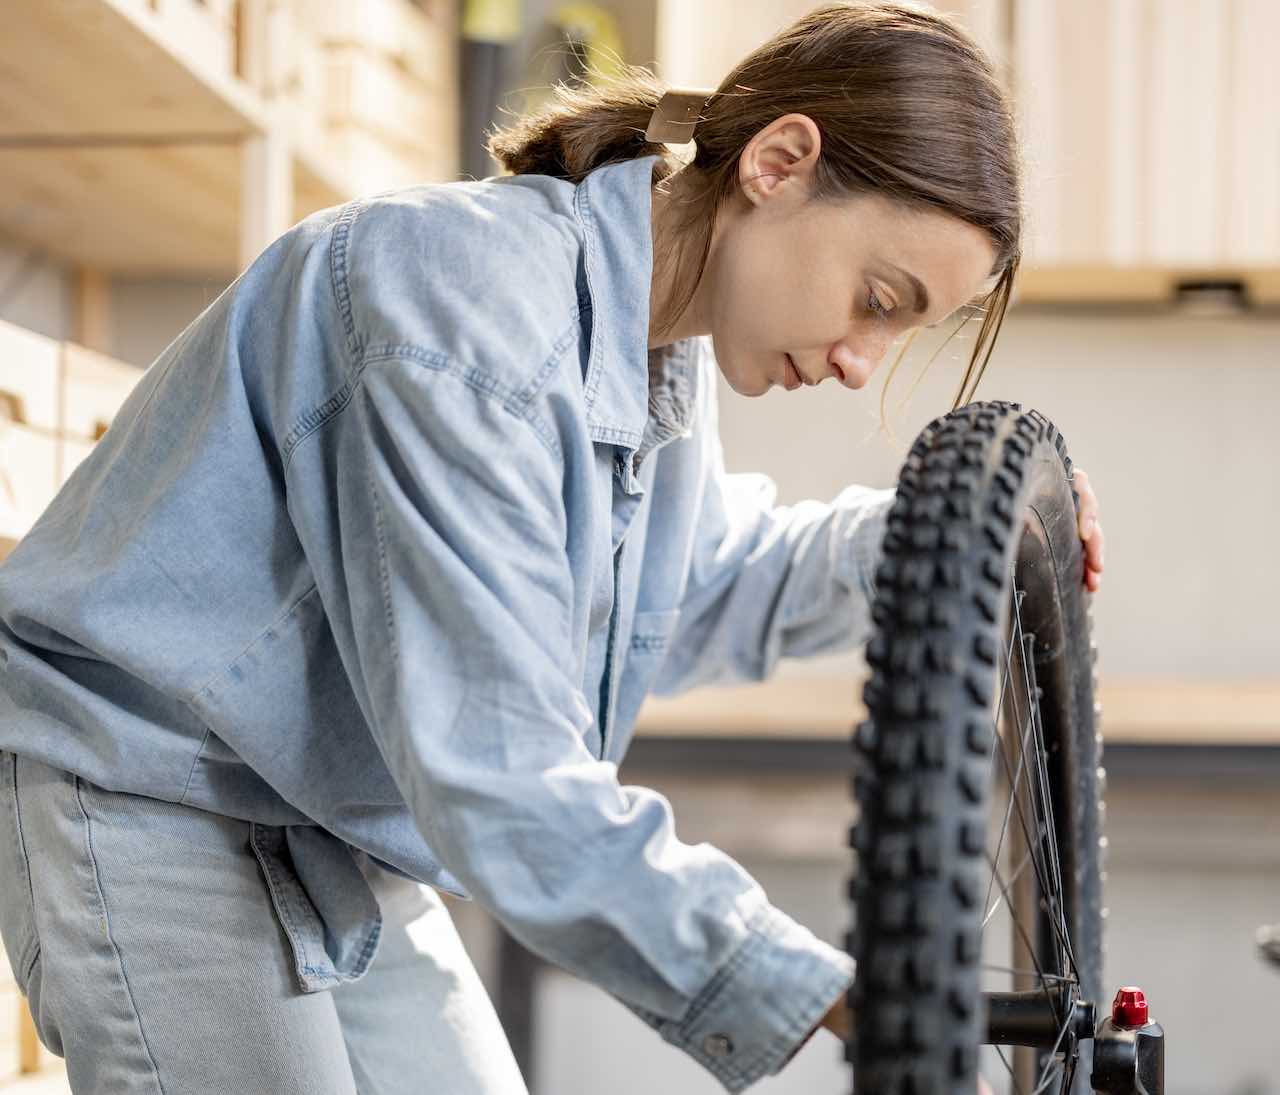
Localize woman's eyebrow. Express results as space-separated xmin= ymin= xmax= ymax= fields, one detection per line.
xmin=885 ymin=262 xmax=931 ymax=317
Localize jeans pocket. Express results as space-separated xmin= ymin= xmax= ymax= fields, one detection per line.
xmin=0 ymin=750 xmax=42 ymax=996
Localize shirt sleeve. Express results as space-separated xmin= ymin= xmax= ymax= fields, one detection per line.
xmin=314 ymin=354 xmax=855 ymax=1092
xmin=652 ymin=345 xmax=896 ymax=696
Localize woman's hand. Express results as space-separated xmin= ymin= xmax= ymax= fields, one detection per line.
xmin=1074 ymin=467 xmax=1105 ymax=593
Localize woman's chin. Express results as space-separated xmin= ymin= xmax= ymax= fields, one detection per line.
xmin=720 ymin=363 xmax=773 ymax=398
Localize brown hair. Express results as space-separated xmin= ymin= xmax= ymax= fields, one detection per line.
xmin=488 ymin=1 xmax=1023 ymax=420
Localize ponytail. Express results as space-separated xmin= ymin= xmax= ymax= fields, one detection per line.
xmin=487 ymin=66 xmax=682 ymax=184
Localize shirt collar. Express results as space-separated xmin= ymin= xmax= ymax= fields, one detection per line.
xmin=573 ymin=153 xmax=678 ymax=452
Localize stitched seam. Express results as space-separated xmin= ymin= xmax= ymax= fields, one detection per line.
xmin=283 ymin=317 xmax=581 ymax=479
xmin=7 ymin=753 xmax=40 ymax=978
xmin=369 ymin=453 xmax=397 ymax=656
xmin=330 ymin=200 xmax=366 ymax=362
xmin=248 ymin=827 xmax=338 ymax=982
xmin=630 ymin=636 xmax=670 ymax=653
xmin=188 ymin=583 xmax=319 ymax=700
xmin=347 ymin=913 xmax=383 ymax=979
xmin=8 ymin=754 xmax=39 ymax=958
xmin=20 ymin=945 xmax=39 ymax=988
xmin=281 ymin=378 xmax=358 ymax=474
xmin=358 ymin=333 xmax=576 ymax=460
xmin=74 ymin=778 xmax=169 ymax=1094
xmin=176 ymin=727 xmax=211 ymax=806
xmin=573 ymin=180 xmax=604 ymax=411
xmin=673 ymin=926 xmax=759 ymax=1033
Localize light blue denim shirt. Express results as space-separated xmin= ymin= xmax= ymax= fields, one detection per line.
xmin=0 ymin=153 xmax=893 ymax=1090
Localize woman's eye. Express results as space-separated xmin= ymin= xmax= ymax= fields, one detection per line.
xmin=867 ymin=287 xmax=893 ymax=319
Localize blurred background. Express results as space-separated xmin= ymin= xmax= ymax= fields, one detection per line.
xmin=0 ymin=1 xmax=1277 ymax=1092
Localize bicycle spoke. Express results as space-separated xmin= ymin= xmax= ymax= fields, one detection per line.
xmin=1007 ymin=590 xmax=1081 ymax=985
xmin=984 ymin=848 xmax=1056 ymax=1011
xmin=994 ymin=1046 xmax=1024 ymax=1095
xmin=989 ymin=684 xmax=1056 ymax=939
xmin=982 ymin=701 xmax=1032 ymax=922
xmin=983 ymin=844 xmax=1034 ymax=929
xmin=979 ymin=964 xmax=1077 ymax=985
xmin=993 ymin=609 xmax=1055 ymax=908
xmin=1029 ymin=1004 xmax=1076 ymax=1092
xmin=1060 ymin=1052 xmax=1079 ymax=1095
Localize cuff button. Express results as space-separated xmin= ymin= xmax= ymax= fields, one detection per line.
xmin=702 ymin=1033 xmax=734 ymax=1058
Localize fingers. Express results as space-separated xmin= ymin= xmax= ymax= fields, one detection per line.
xmin=1074 ymin=468 xmax=1098 ymax=539
xmin=1074 ymin=468 xmax=1104 ymax=592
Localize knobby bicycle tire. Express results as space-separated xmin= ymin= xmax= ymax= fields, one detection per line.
xmin=846 ymin=400 xmax=1106 ymax=1094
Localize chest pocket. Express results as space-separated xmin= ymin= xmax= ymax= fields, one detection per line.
xmin=605 ymin=607 xmax=682 ymax=764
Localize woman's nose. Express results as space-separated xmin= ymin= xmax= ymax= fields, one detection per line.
xmin=829 ymin=337 xmax=890 ymax=389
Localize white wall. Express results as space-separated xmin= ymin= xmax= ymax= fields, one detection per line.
xmin=713 ymin=309 xmax=1280 ymax=682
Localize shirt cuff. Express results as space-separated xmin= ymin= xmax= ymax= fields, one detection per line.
xmin=623 ymin=899 xmax=857 ymax=1092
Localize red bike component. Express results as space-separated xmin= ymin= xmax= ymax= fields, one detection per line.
xmin=1111 ymin=987 xmax=1150 ymax=1029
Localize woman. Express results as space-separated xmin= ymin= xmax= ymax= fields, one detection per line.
xmin=0 ymin=3 xmax=1104 ymax=1092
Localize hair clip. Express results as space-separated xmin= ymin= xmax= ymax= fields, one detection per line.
xmin=645 ymin=87 xmax=715 ymax=144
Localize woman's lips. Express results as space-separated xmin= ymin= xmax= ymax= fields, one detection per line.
xmin=783 ymin=353 xmax=803 ymax=390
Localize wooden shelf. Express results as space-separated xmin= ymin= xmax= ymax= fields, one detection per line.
xmin=0 ymin=0 xmax=350 ymax=276
xmin=635 ymin=676 xmax=1280 ymax=746
xmin=1014 ymin=265 xmax=1280 ymax=308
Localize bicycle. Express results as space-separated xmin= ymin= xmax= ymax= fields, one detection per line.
xmin=845 ymin=400 xmax=1165 ymax=1094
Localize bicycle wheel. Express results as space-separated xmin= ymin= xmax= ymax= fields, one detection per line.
xmin=846 ymin=400 xmax=1105 ymax=1094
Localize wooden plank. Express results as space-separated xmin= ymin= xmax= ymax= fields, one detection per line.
xmin=0 ymin=143 xmax=244 ymax=276
xmin=1106 ymin=0 xmax=1143 ymax=264
xmin=72 ymin=270 xmax=112 ymax=354
xmin=0 ymin=1 xmax=352 ymax=276
xmin=308 ymin=0 xmax=459 ymax=87
xmin=634 ymin=676 xmax=1280 ymax=746
xmin=314 ymin=127 xmax=457 ymax=196
xmin=1224 ymin=0 xmax=1280 ymax=262
xmin=0 ymin=0 xmax=263 ymax=138
xmin=1011 ymin=0 xmax=1061 ymax=266
xmin=1143 ymin=0 xmax=1227 ymax=265
xmin=1054 ymin=0 xmax=1113 ymax=264
xmin=1014 ymin=264 xmax=1280 ymax=306
xmin=0 ymin=426 xmax=59 ymax=543
xmin=324 ymin=45 xmax=448 ymax=155
xmin=151 ymin=0 xmax=238 ymax=83
xmin=0 ymin=322 xmax=61 ymax=433
xmin=17 ymin=1003 xmax=37 ymax=1076
xmin=239 ymin=120 xmax=293 ymax=270
xmin=61 ymin=343 xmax=143 ymax=443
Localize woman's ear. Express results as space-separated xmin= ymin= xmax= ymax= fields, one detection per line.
xmin=738 ymin=114 xmax=822 ymax=205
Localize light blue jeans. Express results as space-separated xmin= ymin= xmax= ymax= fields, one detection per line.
xmin=0 ymin=749 xmax=530 ymax=1094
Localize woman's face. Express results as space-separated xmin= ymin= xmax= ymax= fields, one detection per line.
xmin=663 ymin=115 xmax=1001 ymax=396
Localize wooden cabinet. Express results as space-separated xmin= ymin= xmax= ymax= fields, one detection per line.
xmin=0 ymin=323 xmax=142 ymax=552
xmin=1012 ymin=0 xmax=1280 ymax=270
xmin=0 ymin=323 xmax=61 ymax=545
xmin=61 ymin=344 xmax=143 ymax=444
xmin=0 ymin=324 xmax=60 ymax=436
xmin=653 ymin=0 xmax=1280 ymax=302
xmin=261 ymin=0 xmax=460 ymax=196
xmin=0 ymin=0 xmax=461 ymax=279
xmin=0 ymin=428 xmax=58 ymax=546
